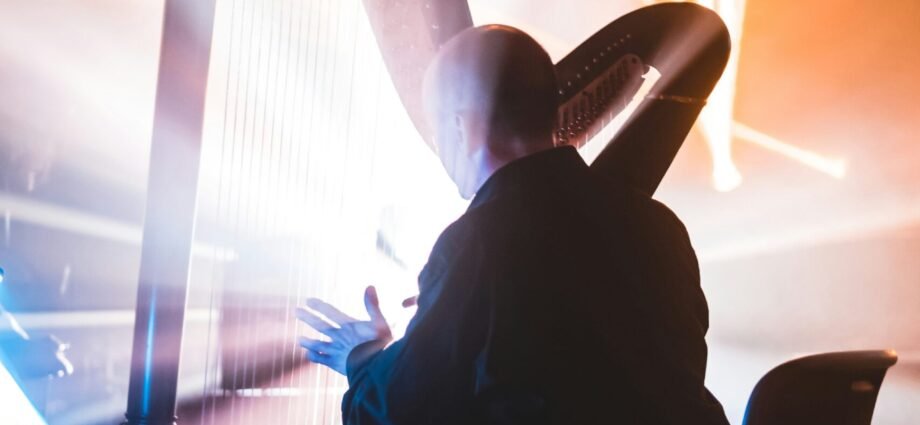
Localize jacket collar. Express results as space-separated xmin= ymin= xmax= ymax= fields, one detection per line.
xmin=469 ymin=146 xmax=587 ymax=210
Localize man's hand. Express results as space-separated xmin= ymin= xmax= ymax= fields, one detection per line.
xmin=296 ymin=286 xmax=392 ymax=376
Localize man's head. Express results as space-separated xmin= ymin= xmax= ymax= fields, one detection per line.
xmin=423 ymin=25 xmax=558 ymax=199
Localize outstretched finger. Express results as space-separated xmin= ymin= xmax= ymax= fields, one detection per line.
xmin=364 ymin=285 xmax=386 ymax=323
xmin=298 ymin=336 xmax=332 ymax=354
xmin=306 ymin=298 xmax=355 ymax=325
xmin=295 ymin=307 xmax=338 ymax=337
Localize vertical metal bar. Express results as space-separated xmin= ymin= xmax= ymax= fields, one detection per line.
xmin=123 ymin=0 xmax=217 ymax=424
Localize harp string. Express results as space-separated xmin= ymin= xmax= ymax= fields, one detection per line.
xmin=297 ymin=0 xmax=320 ymax=419
xmin=198 ymin=0 xmax=239 ymax=421
xmin=210 ymin=0 xmax=250 ymax=417
xmin=224 ymin=0 xmax=252 ymax=417
xmin=327 ymin=4 xmax=366 ymax=419
xmin=284 ymin=0 xmax=316 ymax=420
xmin=241 ymin=0 xmax=279 ymax=421
xmin=217 ymin=0 xmax=245 ymax=414
xmin=284 ymin=0 xmax=311 ymax=418
xmin=315 ymin=0 xmax=338 ymax=420
xmin=231 ymin=0 xmax=267 ymax=418
xmin=214 ymin=0 xmax=245 ymax=413
xmin=237 ymin=0 xmax=262 ymax=412
xmin=194 ymin=0 xmax=277 ymax=420
xmin=186 ymin=0 xmax=395 ymax=422
xmin=251 ymin=0 xmax=279 ymax=403
xmin=249 ymin=0 xmax=285 ymax=417
xmin=299 ymin=0 xmax=333 ymax=421
xmin=265 ymin=0 xmax=298 ymax=421
xmin=311 ymin=0 xmax=338 ymax=420
xmin=266 ymin=0 xmax=296 ymax=420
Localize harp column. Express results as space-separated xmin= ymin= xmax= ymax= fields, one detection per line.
xmin=123 ymin=0 xmax=217 ymax=424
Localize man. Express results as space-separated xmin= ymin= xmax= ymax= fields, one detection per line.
xmin=297 ymin=25 xmax=728 ymax=424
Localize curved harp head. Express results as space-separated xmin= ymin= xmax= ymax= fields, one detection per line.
xmin=560 ymin=3 xmax=731 ymax=194
xmin=361 ymin=0 xmax=475 ymax=151
xmin=364 ymin=1 xmax=730 ymax=195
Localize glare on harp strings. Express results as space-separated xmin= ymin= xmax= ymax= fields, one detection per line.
xmin=185 ymin=0 xmax=456 ymax=423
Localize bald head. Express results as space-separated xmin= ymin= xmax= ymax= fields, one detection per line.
xmin=423 ymin=25 xmax=558 ymax=198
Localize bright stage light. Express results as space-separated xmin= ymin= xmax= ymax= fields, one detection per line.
xmin=0 ymin=194 xmax=235 ymax=262
xmin=692 ymin=0 xmax=748 ymax=192
xmin=733 ymin=121 xmax=848 ymax=179
xmin=712 ymin=158 xmax=743 ymax=192
xmin=0 ymin=267 xmax=4 ymax=285
xmin=0 ymin=362 xmax=46 ymax=425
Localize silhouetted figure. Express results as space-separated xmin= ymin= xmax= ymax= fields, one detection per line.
xmin=297 ymin=25 xmax=728 ymax=424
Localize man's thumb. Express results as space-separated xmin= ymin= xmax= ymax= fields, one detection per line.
xmin=364 ymin=285 xmax=385 ymax=322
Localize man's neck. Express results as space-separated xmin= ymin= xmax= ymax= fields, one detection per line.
xmin=468 ymin=142 xmax=557 ymax=197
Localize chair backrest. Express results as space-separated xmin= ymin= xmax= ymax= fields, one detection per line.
xmin=743 ymin=350 xmax=898 ymax=425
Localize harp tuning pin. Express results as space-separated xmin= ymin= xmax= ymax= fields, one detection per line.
xmin=567 ymin=81 xmax=573 ymax=87
xmin=584 ymin=65 xmax=590 ymax=71
xmin=592 ymin=58 xmax=598 ymax=63
xmin=626 ymin=33 xmax=632 ymax=39
xmin=558 ymin=89 xmax=565 ymax=95
xmin=576 ymin=73 xmax=581 ymax=79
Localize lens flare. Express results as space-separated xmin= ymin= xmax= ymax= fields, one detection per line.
xmin=733 ymin=121 xmax=848 ymax=179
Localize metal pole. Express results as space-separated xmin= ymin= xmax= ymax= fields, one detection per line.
xmin=124 ymin=0 xmax=216 ymax=423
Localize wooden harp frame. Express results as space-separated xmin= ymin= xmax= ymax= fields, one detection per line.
xmin=123 ymin=1 xmax=217 ymax=424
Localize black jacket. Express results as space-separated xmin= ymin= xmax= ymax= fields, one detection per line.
xmin=343 ymin=147 xmax=728 ymax=424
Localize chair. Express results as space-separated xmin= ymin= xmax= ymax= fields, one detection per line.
xmin=743 ymin=350 xmax=898 ymax=425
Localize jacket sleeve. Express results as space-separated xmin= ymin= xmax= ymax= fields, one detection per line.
xmin=619 ymin=199 xmax=727 ymax=423
xmin=341 ymin=224 xmax=489 ymax=425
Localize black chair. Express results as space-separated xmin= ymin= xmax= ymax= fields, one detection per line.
xmin=743 ymin=350 xmax=898 ymax=425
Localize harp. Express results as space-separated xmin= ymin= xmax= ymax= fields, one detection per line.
xmin=123 ymin=1 xmax=729 ymax=424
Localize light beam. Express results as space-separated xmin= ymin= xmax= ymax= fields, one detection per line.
xmin=733 ymin=121 xmax=848 ymax=179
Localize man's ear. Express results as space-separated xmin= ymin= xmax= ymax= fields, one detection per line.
xmin=453 ymin=113 xmax=468 ymax=151
xmin=455 ymin=111 xmax=488 ymax=155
